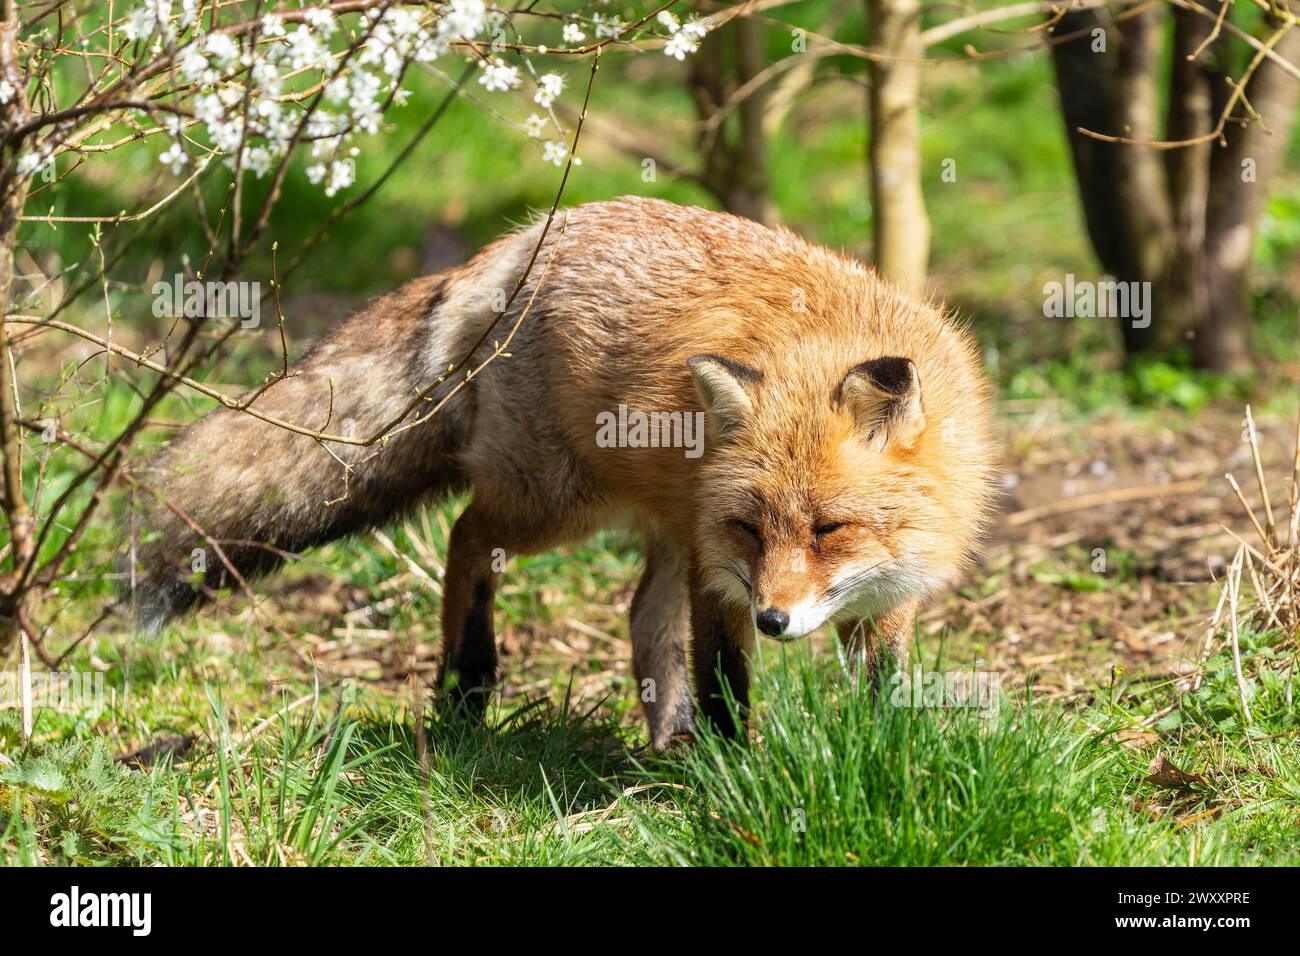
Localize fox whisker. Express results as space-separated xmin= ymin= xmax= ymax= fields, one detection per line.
xmin=823 ymin=559 xmax=890 ymax=604
xmin=717 ymin=563 xmax=753 ymax=595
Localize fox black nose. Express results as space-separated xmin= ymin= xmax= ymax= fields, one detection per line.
xmin=756 ymin=608 xmax=790 ymax=637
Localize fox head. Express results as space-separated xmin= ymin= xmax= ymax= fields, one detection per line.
xmin=688 ymin=348 xmax=987 ymax=641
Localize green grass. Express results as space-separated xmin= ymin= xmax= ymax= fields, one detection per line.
xmin=633 ymin=667 xmax=1127 ymax=866
xmin=4 ymin=628 xmax=1297 ymax=866
xmin=628 ymin=645 xmax=1300 ymax=866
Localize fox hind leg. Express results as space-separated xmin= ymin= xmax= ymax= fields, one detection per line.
xmin=437 ymin=502 xmax=537 ymax=716
xmin=630 ymin=538 xmax=695 ymax=750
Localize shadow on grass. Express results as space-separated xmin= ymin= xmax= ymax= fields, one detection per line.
xmin=339 ymin=689 xmax=663 ymax=865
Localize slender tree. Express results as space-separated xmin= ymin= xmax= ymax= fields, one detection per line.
xmin=868 ymin=0 xmax=930 ymax=294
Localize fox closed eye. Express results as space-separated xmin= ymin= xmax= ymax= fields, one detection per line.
xmin=814 ymin=522 xmax=847 ymax=537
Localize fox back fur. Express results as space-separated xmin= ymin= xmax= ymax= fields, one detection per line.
xmin=128 ymin=197 xmax=997 ymax=747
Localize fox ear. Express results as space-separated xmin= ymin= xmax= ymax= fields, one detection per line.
xmin=687 ymin=354 xmax=759 ymax=436
xmin=839 ymin=356 xmax=926 ymax=451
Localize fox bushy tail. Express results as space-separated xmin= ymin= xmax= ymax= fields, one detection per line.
xmin=123 ymin=273 xmax=479 ymax=633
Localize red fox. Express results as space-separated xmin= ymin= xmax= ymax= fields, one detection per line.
xmin=129 ymin=197 xmax=997 ymax=747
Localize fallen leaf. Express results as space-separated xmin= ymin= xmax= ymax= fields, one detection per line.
xmin=1145 ymin=754 xmax=1207 ymax=789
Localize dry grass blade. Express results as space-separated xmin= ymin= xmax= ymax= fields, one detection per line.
xmin=1225 ymin=547 xmax=1253 ymax=725
xmin=1225 ymin=472 xmax=1271 ymax=550
xmin=1244 ymin=405 xmax=1277 ymax=547
xmin=372 ymin=528 xmax=441 ymax=597
xmin=1243 ymin=549 xmax=1286 ymax=634
xmin=19 ymin=627 xmax=32 ymax=741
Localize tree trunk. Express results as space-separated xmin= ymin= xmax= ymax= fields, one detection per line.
xmin=867 ymin=0 xmax=930 ymax=294
xmin=1196 ymin=21 xmax=1300 ymax=371
xmin=1052 ymin=7 xmax=1175 ymax=354
xmin=1158 ymin=7 xmax=1217 ymax=362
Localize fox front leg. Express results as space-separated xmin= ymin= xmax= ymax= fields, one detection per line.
xmin=689 ymin=572 xmax=752 ymax=741
xmin=631 ymin=538 xmax=697 ymax=749
xmin=835 ymin=596 xmax=920 ymax=685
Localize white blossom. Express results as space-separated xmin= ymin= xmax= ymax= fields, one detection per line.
xmin=307 ymin=111 xmax=346 ymax=157
xmin=303 ymin=7 xmax=338 ymax=37
xmin=241 ymin=145 xmax=273 ymax=177
xmin=252 ymin=95 xmax=284 ymax=130
xmin=159 ymin=141 xmax=188 ymax=174
xmin=325 ymin=76 xmax=350 ymax=105
xmin=348 ymin=69 xmax=384 ymax=134
xmin=140 ymin=1 xmax=670 ymax=193
xmin=325 ymin=158 xmax=354 ymax=196
xmin=682 ymin=16 xmax=710 ymax=41
xmin=439 ymin=0 xmax=488 ymax=41
xmin=592 ymin=13 xmax=623 ymax=40
xmin=522 ymin=113 xmax=547 ymax=138
xmin=250 ymin=56 xmax=284 ymax=97
xmin=217 ymin=84 xmax=244 ymax=109
xmin=660 ymin=13 xmax=709 ymax=60
xmin=193 ymin=93 xmax=224 ymax=127
xmin=479 ymin=58 xmax=521 ymax=93
xmin=178 ymin=44 xmax=213 ymax=84
xmin=210 ymin=115 xmax=245 ymax=154
xmin=123 ymin=0 xmax=174 ymax=44
xmin=361 ymin=7 xmax=437 ymax=78
xmin=534 ymin=73 xmax=564 ymax=109
xmin=285 ymin=25 xmax=335 ymax=71
xmin=204 ymin=33 xmax=241 ymax=65
xmin=541 ymin=140 xmax=568 ymax=166
xmin=17 ymin=152 xmax=49 ymax=178
xmin=664 ymin=32 xmax=698 ymax=61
